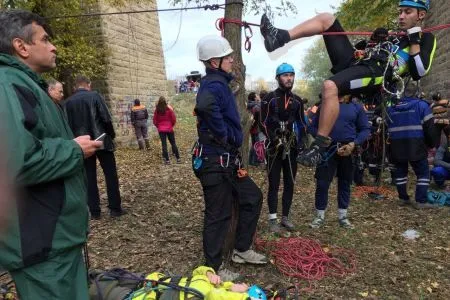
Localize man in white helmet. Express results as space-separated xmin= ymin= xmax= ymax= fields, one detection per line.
xmin=192 ymin=35 xmax=267 ymax=281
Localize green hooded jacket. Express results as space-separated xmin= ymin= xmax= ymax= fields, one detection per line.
xmin=0 ymin=54 xmax=89 ymax=271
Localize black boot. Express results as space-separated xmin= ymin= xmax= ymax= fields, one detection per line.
xmin=144 ymin=138 xmax=151 ymax=150
xmin=137 ymin=139 xmax=145 ymax=150
xmin=260 ymin=13 xmax=290 ymax=52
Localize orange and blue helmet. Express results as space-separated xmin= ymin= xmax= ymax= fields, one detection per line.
xmin=399 ymin=0 xmax=430 ymax=12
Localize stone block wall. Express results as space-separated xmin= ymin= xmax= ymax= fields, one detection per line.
xmin=421 ymin=0 xmax=450 ymax=98
xmin=97 ymin=0 xmax=168 ymax=145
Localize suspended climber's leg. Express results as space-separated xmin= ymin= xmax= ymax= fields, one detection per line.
xmin=318 ymin=80 xmax=340 ymax=138
xmin=260 ymin=13 xmax=336 ymax=52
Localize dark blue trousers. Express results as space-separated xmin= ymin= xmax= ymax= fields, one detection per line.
xmin=315 ymin=153 xmax=353 ymax=210
xmin=393 ymin=158 xmax=430 ymax=203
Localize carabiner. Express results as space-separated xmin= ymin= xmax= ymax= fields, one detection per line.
xmin=220 ymin=153 xmax=230 ymax=168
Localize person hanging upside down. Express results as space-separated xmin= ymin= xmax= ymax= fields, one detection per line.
xmin=260 ymin=0 xmax=436 ymax=167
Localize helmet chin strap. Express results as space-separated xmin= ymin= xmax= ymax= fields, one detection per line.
xmin=217 ymin=57 xmax=226 ymax=73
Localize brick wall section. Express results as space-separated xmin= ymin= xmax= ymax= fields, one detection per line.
xmin=97 ymin=0 xmax=168 ymax=145
xmin=420 ymin=0 xmax=450 ymax=99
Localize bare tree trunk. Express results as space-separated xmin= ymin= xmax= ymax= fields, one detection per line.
xmin=223 ymin=0 xmax=250 ymax=167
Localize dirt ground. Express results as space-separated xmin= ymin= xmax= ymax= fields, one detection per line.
xmin=88 ymin=94 xmax=450 ymax=299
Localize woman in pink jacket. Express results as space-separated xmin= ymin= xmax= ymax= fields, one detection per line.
xmin=153 ymin=96 xmax=180 ymax=164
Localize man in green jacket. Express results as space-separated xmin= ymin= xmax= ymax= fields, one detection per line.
xmin=0 ymin=10 xmax=103 ymax=299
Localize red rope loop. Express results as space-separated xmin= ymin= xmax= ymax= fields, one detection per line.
xmin=255 ymin=237 xmax=357 ymax=285
xmin=215 ymin=18 xmax=259 ymax=52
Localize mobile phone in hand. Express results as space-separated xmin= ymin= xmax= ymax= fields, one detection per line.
xmin=95 ymin=133 xmax=106 ymax=141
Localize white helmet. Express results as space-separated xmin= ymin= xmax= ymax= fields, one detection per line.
xmin=197 ymin=35 xmax=233 ymax=61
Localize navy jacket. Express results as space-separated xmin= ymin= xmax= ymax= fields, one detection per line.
xmin=311 ymin=101 xmax=370 ymax=145
xmin=387 ymin=97 xmax=439 ymax=162
xmin=195 ymin=68 xmax=242 ymax=154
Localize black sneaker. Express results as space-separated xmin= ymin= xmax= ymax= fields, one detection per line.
xmin=412 ymin=202 xmax=440 ymax=210
xmin=91 ymin=213 xmax=101 ymax=220
xmin=260 ymin=13 xmax=286 ymax=52
xmin=110 ymin=209 xmax=128 ymax=218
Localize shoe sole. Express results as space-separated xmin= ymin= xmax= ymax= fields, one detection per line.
xmin=412 ymin=203 xmax=440 ymax=210
xmin=232 ymin=255 xmax=267 ymax=265
xmin=281 ymin=224 xmax=295 ymax=231
xmin=309 ymin=220 xmax=324 ymax=229
xmin=340 ymin=225 xmax=355 ymax=229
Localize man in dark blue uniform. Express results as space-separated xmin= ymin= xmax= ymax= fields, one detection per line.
xmin=309 ymin=97 xmax=370 ymax=229
xmin=387 ymin=95 xmax=440 ymax=208
xmin=192 ymin=35 xmax=267 ymax=281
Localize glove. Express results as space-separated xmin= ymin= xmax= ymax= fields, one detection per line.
xmin=407 ymin=27 xmax=422 ymax=45
xmin=297 ymin=134 xmax=332 ymax=167
xmin=354 ymin=39 xmax=368 ymax=50
xmin=370 ymin=27 xmax=389 ymax=43
xmin=432 ymin=92 xmax=442 ymax=101
xmin=337 ymin=142 xmax=355 ymax=157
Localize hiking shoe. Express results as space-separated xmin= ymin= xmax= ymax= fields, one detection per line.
xmin=280 ymin=216 xmax=295 ymax=231
xmin=260 ymin=13 xmax=286 ymax=52
xmin=268 ymin=219 xmax=281 ymax=234
xmin=232 ymin=249 xmax=268 ymax=264
xmin=110 ymin=209 xmax=128 ymax=218
xmin=176 ymin=158 xmax=182 ymax=164
xmin=217 ymin=268 xmax=242 ymax=281
xmin=91 ymin=213 xmax=101 ymax=220
xmin=309 ymin=216 xmax=324 ymax=229
xmin=412 ymin=202 xmax=440 ymax=210
xmin=339 ymin=217 xmax=354 ymax=229
xmin=398 ymin=199 xmax=412 ymax=206
xmin=164 ymin=160 xmax=170 ymax=165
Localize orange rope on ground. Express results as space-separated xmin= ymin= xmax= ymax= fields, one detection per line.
xmin=352 ymin=185 xmax=397 ymax=200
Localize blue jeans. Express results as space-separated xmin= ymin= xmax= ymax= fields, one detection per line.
xmin=159 ymin=132 xmax=180 ymax=161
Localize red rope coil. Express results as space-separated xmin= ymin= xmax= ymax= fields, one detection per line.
xmin=255 ymin=237 xmax=357 ymax=283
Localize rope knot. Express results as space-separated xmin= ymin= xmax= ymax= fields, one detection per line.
xmin=204 ymin=4 xmax=220 ymax=11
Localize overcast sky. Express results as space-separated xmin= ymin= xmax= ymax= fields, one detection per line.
xmin=156 ymin=0 xmax=343 ymax=81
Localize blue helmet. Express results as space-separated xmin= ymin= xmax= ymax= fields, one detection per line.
xmin=399 ymin=0 xmax=430 ymax=12
xmin=247 ymin=285 xmax=267 ymax=300
xmin=276 ymin=63 xmax=295 ymax=76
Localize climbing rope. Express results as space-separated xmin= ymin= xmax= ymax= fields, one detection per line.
xmin=215 ymin=18 xmax=259 ymax=52
xmin=352 ymin=185 xmax=398 ymax=200
xmin=254 ymin=140 xmax=266 ymax=163
xmin=255 ymin=237 xmax=356 ymax=286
